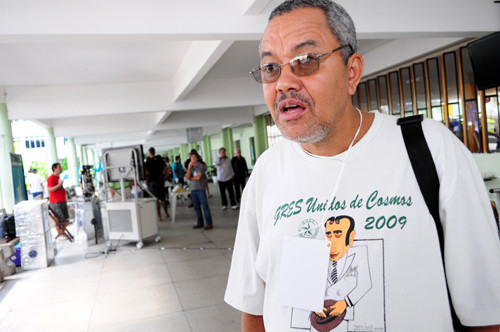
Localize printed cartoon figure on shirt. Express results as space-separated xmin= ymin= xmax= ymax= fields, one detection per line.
xmin=291 ymin=215 xmax=375 ymax=332
xmin=312 ymin=215 xmax=372 ymax=331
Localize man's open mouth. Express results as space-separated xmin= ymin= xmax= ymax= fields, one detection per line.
xmin=283 ymin=104 xmax=303 ymax=113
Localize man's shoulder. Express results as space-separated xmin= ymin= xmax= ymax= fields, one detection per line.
xmin=251 ymin=140 xmax=291 ymax=171
xmin=47 ymin=174 xmax=58 ymax=186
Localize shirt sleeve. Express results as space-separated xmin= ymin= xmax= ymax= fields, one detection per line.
xmin=47 ymin=175 xmax=56 ymax=188
xmin=225 ymin=169 xmax=266 ymax=315
xmin=424 ymin=120 xmax=500 ymax=326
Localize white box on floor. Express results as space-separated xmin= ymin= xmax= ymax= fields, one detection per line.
xmin=20 ymin=230 xmax=54 ymax=270
xmin=104 ymin=198 xmax=160 ymax=248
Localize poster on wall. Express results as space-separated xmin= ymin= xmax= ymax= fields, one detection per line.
xmin=10 ymin=153 xmax=28 ymax=203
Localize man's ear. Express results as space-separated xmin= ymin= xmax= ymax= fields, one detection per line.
xmin=348 ymin=230 xmax=356 ymax=247
xmin=346 ymin=53 xmax=364 ymax=96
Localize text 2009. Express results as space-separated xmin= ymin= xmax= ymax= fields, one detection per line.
xmin=365 ymin=215 xmax=407 ymax=230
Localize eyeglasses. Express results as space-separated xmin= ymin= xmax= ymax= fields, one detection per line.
xmin=250 ymin=45 xmax=351 ymax=84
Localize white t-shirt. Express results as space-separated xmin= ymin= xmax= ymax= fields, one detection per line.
xmin=29 ymin=173 xmax=45 ymax=193
xmin=225 ymin=112 xmax=500 ymax=331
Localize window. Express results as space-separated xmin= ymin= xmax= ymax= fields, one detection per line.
xmin=460 ymin=47 xmax=481 ymax=152
xmin=352 ymin=89 xmax=360 ymax=109
xmin=23 ymin=137 xmax=45 ymax=149
xmin=354 ymin=40 xmax=498 ymax=154
xmin=444 ymin=51 xmax=463 ymax=141
xmin=413 ymin=63 xmax=428 ymax=116
xmin=400 ymin=67 xmax=414 ymax=116
xmin=389 ymin=71 xmax=401 ymax=116
xmin=485 ymin=88 xmax=500 ymax=152
xmin=249 ymin=137 xmax=256 ymax=165
xmin=368 ymin=79 xmax=379 ymax=112
xmin=358 ymin=82 xmax=368 ymax=112
xmin=427 ymin=58 xmax=444 ymax=123
xmin=265 ymin=114 xmax=283 ymax=148
xmin=378 ymin=76 xmax=390 ymax=114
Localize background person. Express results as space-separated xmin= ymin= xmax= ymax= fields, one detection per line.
xmin=47 ymin=163 xmax=69 ymax=221
xmin=186 ymin=149 xmax=212 ymax=197
xmin=231 ymin=148 xmax=249 ymax=203
xmin=163 ymin=156 xmax=173 ymax=183
xmin=171 ymin=155 xmax=186 ymax=186
xmin=28 ymin=168 xmax=45 ymax=200
xmin=145 ymin=147 xmax=169 ymax=221
xmin=186 ymin=152 xmax=213 ymax=230
xmin=215 ymin=147 xmax=237 ymax=210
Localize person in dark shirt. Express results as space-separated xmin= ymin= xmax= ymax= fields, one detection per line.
xmin=185 ymin=149 xmax=212 ymax=197
xmin=231 ymin=148 xmax=249 ymax=202
xmin=145 ymin=147 xmax=169 ymax=221
xmin=172 ymin=155 xmax=186 ymax=186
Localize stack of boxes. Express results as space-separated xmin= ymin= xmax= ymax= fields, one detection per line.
xmin=14 ymin=200 xmax=54 ymax=270
xmin=0 ymin=240 xmax=17 ymax=280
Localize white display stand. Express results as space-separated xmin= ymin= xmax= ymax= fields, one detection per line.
xmin=104 ymin=198 xmax=160 ymax=249
xmin=170 ymin=186 xmax=191 ymax=223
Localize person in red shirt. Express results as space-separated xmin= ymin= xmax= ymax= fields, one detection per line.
xmin=47 ymin=163 xmax=69 ymax=220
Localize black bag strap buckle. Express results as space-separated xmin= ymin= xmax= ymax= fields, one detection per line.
xmin=396 ymin=114 xmax=423 ymax=126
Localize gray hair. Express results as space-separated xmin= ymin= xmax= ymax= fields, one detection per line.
xmin=269 ymin=0 xmax=357 ymax=64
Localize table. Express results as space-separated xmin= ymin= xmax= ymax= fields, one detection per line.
xmin=170 ymin=186 xmax=191 ymax=223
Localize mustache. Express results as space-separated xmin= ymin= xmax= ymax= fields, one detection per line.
xmin=274 ymin=91 xmax=312 ymax=111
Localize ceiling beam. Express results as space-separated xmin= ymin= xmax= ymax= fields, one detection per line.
xmin=241 ymin=0 xmax=274 ymax=15
xmin=5 ymin=78 xmax=263 ymax=120
xmin=173 ymin=40 xmax=233 ymax=101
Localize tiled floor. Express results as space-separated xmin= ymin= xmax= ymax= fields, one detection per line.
xmin=0 ymin=184 xmax=242 ymax=332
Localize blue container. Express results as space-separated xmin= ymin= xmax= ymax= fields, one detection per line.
xmin=10 ymin=244 xmax=21 ymax=267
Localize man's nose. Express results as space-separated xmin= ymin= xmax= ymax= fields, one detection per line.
xmin=275 ymin=64 xmax=301 ymax=92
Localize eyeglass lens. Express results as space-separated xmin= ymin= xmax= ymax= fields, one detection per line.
xmin=252 ymin=45 xmax=349 ymax=83
xmin=253 ymin=53 xmax=321 ymax=83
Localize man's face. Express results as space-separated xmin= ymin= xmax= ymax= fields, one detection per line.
xmin=236 ymin=149 xmax=241 ymax=157
xmin=325 ymin=218 xmax=354 ymax=261
xmin=260 ymin=7 xmax=353 ymax=144
xmin=54 ymin=164 xmax=62 ymax=176
xmin=220 ymin=149 xmax=226 ymax=158
xmin=190 ymin=154 xmax=198 ymax=165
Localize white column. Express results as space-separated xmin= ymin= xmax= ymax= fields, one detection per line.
xmin=67 ymin=138 xmax=79 ymax=186
xmin=45 ymin=127 xmax=58 ymax=168
xmin=0 ymin=103 xmax=15 ymax=212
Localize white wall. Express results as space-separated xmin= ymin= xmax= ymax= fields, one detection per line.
xmin=233 ymin=126 xmax=255 ymax=170
xmin=473 ymin=153 xmax=500 ymax=206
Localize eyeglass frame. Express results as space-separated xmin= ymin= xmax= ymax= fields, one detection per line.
xmin=250 ymin=44 xmax=352 ymax=84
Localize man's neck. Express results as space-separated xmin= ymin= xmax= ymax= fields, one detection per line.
xmin=301 ymin=111 xmax=374 ymax=157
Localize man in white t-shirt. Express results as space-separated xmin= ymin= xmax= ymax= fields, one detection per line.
xmin=29 ymin=168 xmax=45 ymax=199
xmin=224 ymin=1 xmax=500 ymax=331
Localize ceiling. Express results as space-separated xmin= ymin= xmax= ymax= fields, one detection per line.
xmin=1 ymin=0 xmax=499 ymax=152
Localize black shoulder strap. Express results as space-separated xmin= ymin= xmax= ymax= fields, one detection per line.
xmin=397 ymin=114 xmax=464 ymax=331
xmin=397 ymin=115 xmax=442 ymax=248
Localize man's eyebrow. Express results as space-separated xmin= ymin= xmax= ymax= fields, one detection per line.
xmin=293 ymin=40 xmax=319 ymax=52
xmin=260 ymin=50 xmax=273 ymax=60
xmin=260 ymin=40 xmax=319 ymax=61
